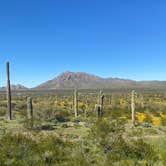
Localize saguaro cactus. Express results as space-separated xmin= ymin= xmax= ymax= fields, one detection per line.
xmin=131 ymin=90 xmax=135 ymax=125
xmin=99 ymin=90 xmax=105 ymax=114
xmin=27 ymin=97 xmax=33 ymax=127
xmin=74 ymin=89 xmax=78 ymax=117
xmin=6 ymin=62 xmax=12 ymax=120
xmin=101 ymin=91 xmax=105 ymax=107
xmin=84 ymin=97 xmax=88 ymax=118
xmin=96 ymin=90 xmax=105 ymax=117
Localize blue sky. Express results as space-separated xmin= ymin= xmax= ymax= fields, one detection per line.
xmin=0 ymin=0 xmax=165 ymax=87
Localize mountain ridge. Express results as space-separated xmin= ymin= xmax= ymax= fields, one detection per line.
xmin=0 ymin=84 xmax=28 ymax=91
xmin=1 ymin=71 xmax=166 ymax=90
xmin=34 ymin=71 xmax=166 ymax=90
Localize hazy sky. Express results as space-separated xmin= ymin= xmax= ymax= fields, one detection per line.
xmin=0 ymin=0 xmax=165 ymax=87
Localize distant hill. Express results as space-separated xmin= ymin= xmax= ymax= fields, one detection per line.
xmin=0 ymin=84 xmax=28 ymax=91
xmin=1 ymin=72 xmax=166 ymax=91
xmin=35 ymin=71 xmax=166 ymax=90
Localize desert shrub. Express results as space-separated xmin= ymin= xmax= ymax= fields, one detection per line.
xmin=35 ymin=105 xmax=70 ymax=123
xmin=35 ymin=107 xmax=57 ymax=121
xmin=0 ymin=133 xmax=74 ymax=166
xmin=0 ymin=133 xmax=41 ymax=166
xmin=41 ymin=123 xmax=54 ymax=130
xmin=144 ymin=114 xmax=153 ymax=124
xmin=21 ymin=116 xmax=42 ymax=131
xmin=55 ymin=113 xmax=69 ymax=122
xmin=128 ymin=139 xmax=158 ymax=162
xmin=72 ymin=116 xmax=83 ymax=123
xmin=13 ymin=102 xmax=26 ymax=112
xmin=161 ymin=117 xmax=166 ymax=126
xmin=104 ymin=108 xmax=130 ymax=120
xmin=140 ymin=122 xmax=152 ymax=128
xmin=89 ymin=119 xmax=131 ymax=159
xmin=0 ymin=108 xmax=6 ymax=116
xmin=88 ymin=119 xmax=158 ymax=163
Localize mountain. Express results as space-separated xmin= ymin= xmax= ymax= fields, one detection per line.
xmin=0 ymin=84 xmax=28 ymax=91
xmin=35 ymin=71 xmax=138 ymax=90
xmin=34 ymin=71 xmax=166 ymax=90
xmin=1 ymin=72 xmax=166 ymax=91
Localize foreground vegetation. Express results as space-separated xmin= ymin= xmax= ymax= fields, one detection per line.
xmin=0 ymin=89 xmax=166 ymax=165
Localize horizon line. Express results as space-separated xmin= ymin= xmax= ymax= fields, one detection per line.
xmin=1 ymin=70 xmax=166 ymax=88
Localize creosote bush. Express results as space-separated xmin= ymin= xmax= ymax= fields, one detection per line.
xmin=88 ymin=119 xmax=158 ymax=164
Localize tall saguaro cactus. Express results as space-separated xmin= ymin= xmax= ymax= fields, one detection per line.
xmin=6 ymin=62 xmax=12 ymax=120
xmin=100 ymin=91 xmax=105 ymax=108
xmin=74 ymin=89 xmax=78 ymax=117
xmin=131 ymin=90 xmax=135 ymax=125
xmin=98 ymin=90 xmax=102 ymax=105
xmin=96 ymin=90 xmax=105 ymax=117
xmin=84 ymin=96 xmax=88 ymax=118
xmin=99 ymin=90 xmax=105 ymax=113
xmin=27 ymin=97 xmax=33 ymax=128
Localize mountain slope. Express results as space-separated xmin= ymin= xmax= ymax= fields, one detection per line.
xmin=35 ymin=71 xmax=137 ymax=89
xmin=0 ymin=84 xmax=28 ymax=91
